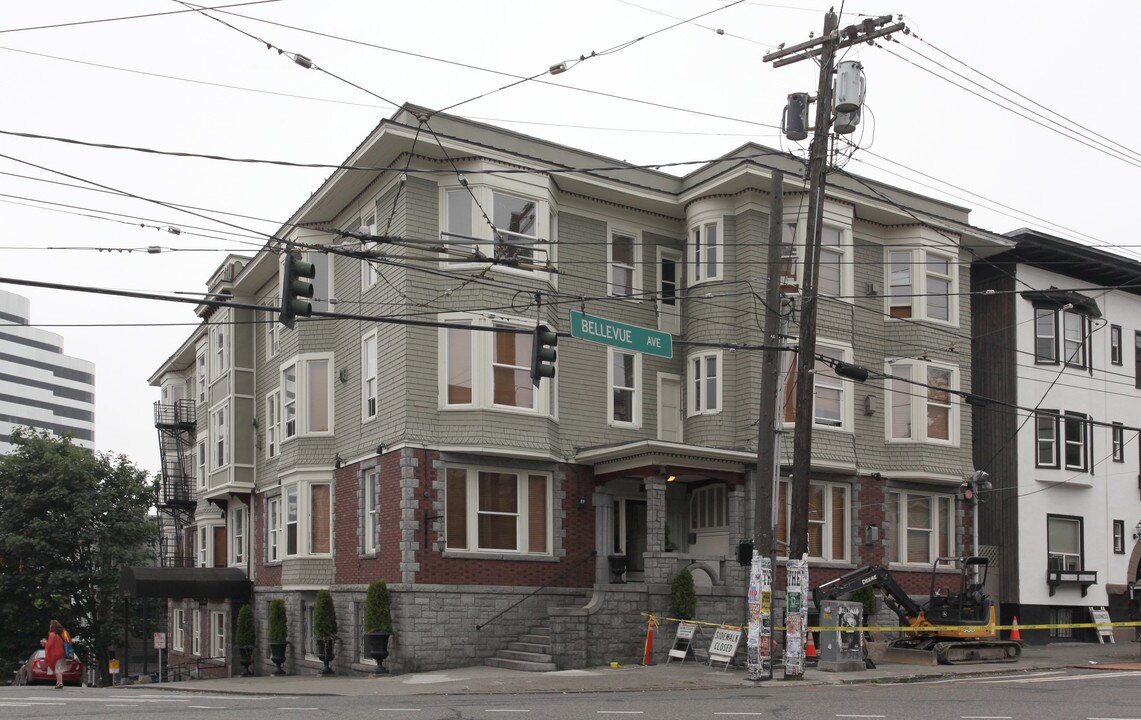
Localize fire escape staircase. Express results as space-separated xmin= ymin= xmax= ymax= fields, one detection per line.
xmin=154 ymin=399 xmax=197 ymax=568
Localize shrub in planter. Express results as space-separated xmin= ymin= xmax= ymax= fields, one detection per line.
xmin=235 ymin=604 xmax=256 ymax=677
xmin=313 ymin=590 xmax=338 ymax=675
xmin=267 ymin=599 xmax=289 ymax=676
xmin=362 ymin=580 xmax=393 ymax=673
xmin=671 ymin=567 xmax=697 ymax=620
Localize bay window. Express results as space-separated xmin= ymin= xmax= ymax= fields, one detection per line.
xmin=687 ymin=350 xmax=721 ymax=416
xmin=775 ymin=479 xmax=850 ymax=562
xmin=265 ymin=391 xmax=279 ymax=459
xmin=270 ymin=474 xmax=333 ymax=559
xmin=267 ymin=495 xmax=281 ymax=562
xmin=444 ymin=466 xmax=551 ymax=554
xmin=230 ymin=505 xmax=246 ymax=565
xmin=783 ymin=341 xmax=853 ymax=430
xmin=441 ymin=185 xmax=552 ymax=273
xmin=885 ymin=360 xmax=959 ymax=444
xmin=280 ymin=353 xmax=334 ymax=440
xmin=886 ymin=248 xmax=957 ymax=323
xmin=689 ymin=219 xmax=722 ymax=284
xmin=438 ymin=313 xmax=552 ymax=414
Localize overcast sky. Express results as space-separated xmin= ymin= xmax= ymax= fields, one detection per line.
xmin=1 ymin=0 xmax=1135 ymax=476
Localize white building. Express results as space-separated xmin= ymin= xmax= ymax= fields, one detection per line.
xmin=0 ymin=288 xmax=95 ymax=452
xmin=973 ymin=230 xmax=1141 ymax=641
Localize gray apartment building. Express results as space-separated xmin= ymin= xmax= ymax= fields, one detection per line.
xmin=147 ymin=104 xmax=1011 ymax=676
xmin=0 ymin=287 xmax=95 ymax=452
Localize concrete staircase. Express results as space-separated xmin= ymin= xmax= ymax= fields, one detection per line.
xmin=485 ymin=627 xmax=557 ymax=671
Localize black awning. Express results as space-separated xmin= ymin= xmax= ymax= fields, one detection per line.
xmin=120 ymin=566 xmax=251 ymax=602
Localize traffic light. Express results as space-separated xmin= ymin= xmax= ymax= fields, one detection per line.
xmin=959 ymin=481 xmax=976 ymax=504
xmin=960 ymin=471 xmax=992 ymax=505
xmin=279 ymin=251 xmax=316 ymax=329
xmin=530 ymin=324 xmax=557 ymax=385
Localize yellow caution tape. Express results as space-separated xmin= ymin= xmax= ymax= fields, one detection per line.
xmin=642 ymin=612 xmax=1141 ymax=634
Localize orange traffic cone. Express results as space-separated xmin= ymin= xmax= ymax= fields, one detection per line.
xmin=1010 ymin=616 xmax=1022 ymax=642
xmin=806 ymin=631 xmax=818 ymax=660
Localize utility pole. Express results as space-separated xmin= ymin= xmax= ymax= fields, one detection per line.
xmin=763 ymin=9 xmax=905 ymax=680
xmin=747 ymin=170 xmax=784 ymax=682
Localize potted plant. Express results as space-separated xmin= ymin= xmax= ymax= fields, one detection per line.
xmin=670 ymin=567 xmax=696 ymax=620
xmin=234 ymin=604 xmax=256 ymax=677
xmin=362 ymin=580 xmax=394 ymax=673
xmin=312 ymin=590 xmax=338 ymax=676
xmin=267 ymin=599 xmax=289 ymax=676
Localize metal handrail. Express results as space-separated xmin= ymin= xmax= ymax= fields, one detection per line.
xmin=476 ymin=551 xmax=596 ymax=631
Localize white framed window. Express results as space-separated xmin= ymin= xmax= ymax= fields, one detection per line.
xmin=280 ymin=353 xmax=333 ymax=440
xmin=212 ymin=319 xmax=228 ymax=379
xmin=775 ymin=479 xmax=851 ymax=562
xmin=441 ymin=185 xmax=552 ymax=273
xmin=1062 ymin=310 xmax=1089 ymax=367
xmin=656 ymin=247 xmax=682 ymax=335
xmin=363 ymin=469 xmax=379 ymax=554
xmin=197 ymin=440 xmax=207 ymax=490
xmin=191 ymin=610 xmax=201 ymax=656
xmin=212 ymin=406 xmax=227 ymax=469
xmin=818 ymin=226 xmax=845 ymax=296
xmin=362 ymin=330 xmax=378 ymax=421
xmin=230 ymin=505 xmax=246 ymax=565
xmin=1113 ymin=519 xmax=1126 ymax=554
xmin=360 ymin=210 xmax=381 ymax=290
xmin=1034 ymin=308 xmax=1058 ymax=363
xmin=608 ymin=228 xmax=640 ymax=297
xmin=608 ymin=348 xmax=641 ymax=427
xmin=197 ymin=525 xmax=208 ymax=568
xmin=780 ymin=222 xmax=799 ymax=287
xmin=1111 ymin=324 xmax=1122 ymax=365
xmin=1047 ymin=514 xmax=1082 ymax=571
xmin=172 ymin=608 xmax=186 ymax=652
xmin=782 ymin=341 xmax=854 ymax=430
xmin=687 ymin=350 xmax=721 ymax=416
xmin=265 ymin=391 xmax=279 ymax=459
xmin=444 ymin=465 xmax=551 ymax=555
xmin=690 ymin=484 xmax=728 ymax=531
xmin=266 ymin=302 xmax=279 ymax=360
xmin=887 ymin=248 xmax=957 ymax=322
xmin=1113 ymin=422 xmax=1125 ymax=462
xmin=267 ymin=495 xmax=282 ymax=562
xmin=276 ymin=477 xmax=331 ymax=559
xmin=689 ymin=218 xmax=722 ymax=285
xmin=886 ymin=491 xmax=954 ymax=565
xmin=885 ymin=360 xmax=959 ymax=444
xmin=438 ymin=313 xmax=552 ymax=415
xmin=1035 ymin=410 xmax=1059 ymax=468
xmin=1034 ymin=307 xmax=1091 ymax=368
xmin=197 ymin=352 xmax=207 ymax=402
xmin=210 ymin=611 xmax=226 ymax=659
xmin=1063 ymin=411 xmax=1090 ymax=472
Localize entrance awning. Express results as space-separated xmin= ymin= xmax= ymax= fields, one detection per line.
xmin=120 ymin=566 xmax=251 ymax=602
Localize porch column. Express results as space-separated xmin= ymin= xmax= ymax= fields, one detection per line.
xmin=729 ymin=483 xmax=748 ymax=582
xmin=644 ymin=476 xmax=668 ymax=584
xmin=594 ymin=491 xmax=614 ymax=584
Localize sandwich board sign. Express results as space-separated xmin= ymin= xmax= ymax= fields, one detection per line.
xmin=668 ymin=622 xmax=698 ymax=663
xmin=1089 ymin=607 xmax=1115 ymax=644
xmin=708 ymin=626 xmax=742 ymax=671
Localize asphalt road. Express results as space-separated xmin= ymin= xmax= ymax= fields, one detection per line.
xmin=3 ymin=668 xmax=1141 ymax=719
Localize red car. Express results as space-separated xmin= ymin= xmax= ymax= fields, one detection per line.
xmin=14 ymin=649 xmax=84 ymax=687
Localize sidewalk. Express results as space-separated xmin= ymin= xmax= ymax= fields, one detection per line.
xmin=117 ymin=640 xmax=1141 ymax=698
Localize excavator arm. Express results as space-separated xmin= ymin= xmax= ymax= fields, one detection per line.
xmin=813 ymin=564 xmax=925 ymax=626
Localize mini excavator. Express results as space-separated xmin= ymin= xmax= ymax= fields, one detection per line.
xmin=813 ymin=556 xmax=1021 ymax=664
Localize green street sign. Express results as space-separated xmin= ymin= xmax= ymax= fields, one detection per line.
xmin=570 ymin=310 xmax=673 ymax=359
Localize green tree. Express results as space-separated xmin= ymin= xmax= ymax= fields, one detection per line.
xmin=0 ymin=429 xmax=155 ymax=686
xmin=670 ymin=567 xmax=697 ymax=620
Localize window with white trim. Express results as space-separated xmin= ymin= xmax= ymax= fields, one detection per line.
xmin=687 ymin=350 xmax=721 ymax=416
xmin=362 ymin=330 xmax=378 ymax=421
xmin=887 ymin=490 xmax=954 ymax=565
xmin=887 ymin=248 xmax=957 ymax=322
xmin=1035 ymin=307 xmax=1090 ymax=367
xmin=267 ymin=495 xmax=282 ymax=562
xmin=360 ymin=210 xmax=381 ymax=290
xmin=690 ymin=485 xmax=728 ymax=531
xmin=442 ymin=186 xmax=551 ymax=271
xmin=197 ymin=525 xmax=208 ymax=568
xmin=197 ymin=352 xmax=207 ymax=402
xmin=1113 ymin=519 xmax=1126 ymax=554
xmin=1047 ymin=514 xmax=1082 ymax=570
xmin=172 ymin=609 xmax=186 ymax=652
xmin=363 ymin=469 xmax=379 ymax=554
xmin=265 ymin=391 xmax=279 ymax=459
xmin=266 ymin=302 xmax=279 ymax=360
xmin=689 ymin=219 xmax=722 ymax=284
xmin=281 ymin=354 xmax=333 ymax=440
xmin=438 ymin=313 xmax=552 ymax=414
xmin=230 ymin=505 xmax=246 ymax=565
xmin=212 ymin=320 xmax=228 ymax=379
xmin=818 ymin=226 xmax=844 ymax=296
xmin=886 ymin=360 xmax=959 ymax=444
xmin=197 ymin=440 xmax=207 ymax=489
xmin=608 ymin=348 xmax=641 ymax=427
xmin=608 ymin=229 xmax=640 ymax=297
xmin=780 ymin=222 xmax=799 ymax=287
xmin=211 ymin=611 xmax=226 ymax=659
xmin=444 ymin=466 xmax=551 ymax=554
xmin=212 ymin=406 xmax=227 ymax=469
xmin=1110 ymin=324 xmax=1122 ymax=365
xmin=775 ymin=479 xmax=850 ymax=562
xmin=1035 ymin=410 xmax=1059 ymax=468
xmin=191 ymin=610 xmax=201 ymax=656
xmin=273 ymin=480 xmax=331 ymax=558
xmin=782 ymin=341 xmax=853 ymax=430
xmin=1112 ymin=422 xmax=1125 ymax=462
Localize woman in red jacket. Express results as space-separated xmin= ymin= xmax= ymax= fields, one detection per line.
xmin=44 ymin=620 xmax=66 ymax=689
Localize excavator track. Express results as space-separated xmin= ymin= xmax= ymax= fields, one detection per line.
xmin=932 ymin=640 xmax=1022 ymax=664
